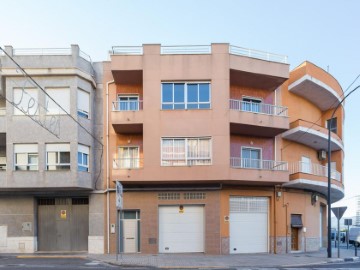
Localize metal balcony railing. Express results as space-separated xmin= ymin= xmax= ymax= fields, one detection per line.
xmin=112 ymin=101 xmax=143 ymax=111
xmin=229 ymin=99 xmax=288 ymax=117
xmin=113 ymin=158 xmax=143 ymax=169
xmin=161 ymin=45 xmax=211 ymax=55
xmin=289 ymin=161 xmax=341 ymax=181
xmin=111 ymin=46 xmax=143 ymax=55
xmin=13 ymin=48 xmax=72 ymax=56
xmin=230 ymin=158 xmax=288 ymax=171
xmin=229 ymin=45 xmax=288 ymax=64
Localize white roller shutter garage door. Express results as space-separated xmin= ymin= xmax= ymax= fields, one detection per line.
xmin=159 ymin=205 xmax=204 ymax=253
xmin=229 ymin=197 xmax=268 ymax=253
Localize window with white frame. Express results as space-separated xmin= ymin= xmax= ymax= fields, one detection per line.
xmin=161 ymin=82 xmax=211 ymax=110
xmin=242 ymin=97 xmax=262 ymax=113
xmin=117 ymin=146 xmax=139 ymax=169
xmin=78 ymin=144 xmax=90 ymax=172
xmin=14 ymin=144 xmax=38 ymax=171
xmin=46 ymin=143 xmax=70 ymax=170
xmin=45 ymin=88 xmax=70 ymax=115
xmin=13 ymin=88 xmax=38 ymax=115
xmin=77 ymin=89 xmax=90 ymax=118
xmin=161 ymin=137 xmax=211 ymax=166
xmin=117 ymin=95 xmax=140 ymax=111
xmin=241 ymin=147 xmax=261 ymax=168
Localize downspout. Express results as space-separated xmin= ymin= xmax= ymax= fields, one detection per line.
xmin=106 ymin=79 xmax=115 ymax=254
xmin=274 ymin=187 xmax=277 ymax=254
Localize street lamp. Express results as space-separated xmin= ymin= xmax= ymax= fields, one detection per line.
xmin=327 ymin=85 xmax=360 ymax=258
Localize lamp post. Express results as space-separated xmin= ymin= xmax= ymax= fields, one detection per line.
xmin=327 ymin=85 xmax=360 ymax=258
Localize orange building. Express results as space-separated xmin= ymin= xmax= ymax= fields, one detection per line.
xmin=103 ymin=44 xmax=344 ymax=254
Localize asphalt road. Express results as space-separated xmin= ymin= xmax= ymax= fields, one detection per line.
xmin=0 ymin=255 xmax=149 ymax=270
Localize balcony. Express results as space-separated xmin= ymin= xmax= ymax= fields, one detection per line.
xmin=111 ymin=100 xmax=143 ymax=134
xmin=288 ymin=62 xmax=343 ymax=111
xmin=282 ymin=120 xmax=343 ymax=151
xmin=0 ymin=170 xmax=93 ymax=191
xmin=230 ymin=157 xmax=289 ymax=184
xmin=285 ymin=161 xmax=343 ymax=202
xmin=229 ymin=99 xmax=289 ymax=137
xmin=113 ymin=157 xmax=144 ymax=170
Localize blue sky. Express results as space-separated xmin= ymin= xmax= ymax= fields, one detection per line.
xmin=1 ymin=0 xmax=359 ymax=214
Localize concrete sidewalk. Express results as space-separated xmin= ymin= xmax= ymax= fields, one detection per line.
xmin=89 ymin=248 xmax=360 ymax=269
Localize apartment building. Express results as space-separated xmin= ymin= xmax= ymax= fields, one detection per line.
xmin=104 ymin=43 xmax=344 ymax=255
xmin=0 ymin=45 xmax=104 ymax=253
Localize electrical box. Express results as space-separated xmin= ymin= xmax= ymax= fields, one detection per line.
xmin=110 ymin=223 xmax=116 ymax=234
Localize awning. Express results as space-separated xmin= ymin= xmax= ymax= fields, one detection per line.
xmin=291 ymin=214 xmax=303 ymax=228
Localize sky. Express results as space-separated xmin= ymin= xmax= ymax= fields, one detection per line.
xmin=1 ymin=0 xmax=359 ymax=216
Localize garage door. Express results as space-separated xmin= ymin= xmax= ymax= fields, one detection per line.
xmin=159 ymin=205 xmax=204 ymax=253
xmin=229 ymin=197 xmax=268 ymax=253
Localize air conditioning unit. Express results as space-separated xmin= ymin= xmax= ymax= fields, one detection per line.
xmin=317 ymin=150 xmax=327 ymax=161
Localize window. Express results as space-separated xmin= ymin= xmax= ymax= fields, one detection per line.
xmin=161 ymin=137 xmax=211 ymax=166
xmin=46 ymin=88 xmax=70 ymax=115
xmin=242 ymin=97 xmax=262 ymax=113
xmin=301 ymin=156 xmax=311 ymax=174
xmin=77 ymin=89 xmax=90 ymax=118
xmin=14 ymin=144 xmax=38 ymax=171
xmin=46 ymin=143 xmax=70 ymax=170
xmin=326 ymin=117 xmax=337 ymax=134
xmin=241 ymin=147 xmax=261 ymax=168
xmin=161 ymin=82 xmax=210 ymax=110
xmin=117 ymin=95 xmax=139 ymax=111
xmin=78 ymin=144 xmax=89 ymax=172
xmin=13 ymin=88 xmax=38 ymax=115
xmin=117 ymin=146 xmax=139 ymax=169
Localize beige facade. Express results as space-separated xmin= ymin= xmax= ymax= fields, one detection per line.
xmin=104 ymin=44 xmax=344 ymax=254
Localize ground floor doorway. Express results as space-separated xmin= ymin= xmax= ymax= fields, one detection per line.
xmin=37 ymin=197 xmax=89 ymax=251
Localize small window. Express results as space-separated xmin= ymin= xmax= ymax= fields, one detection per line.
xmin=78 ymin=144 xmax=90 ymax=172
xmin=45 ymin=88 xmax=70 ymax=115
xmin=14 ymin=144 xmax=38 ymax=171
xmin=117 ymin=146 xmax=139 ymax=169
xmin=117 ymin=95 xmax=140 ymax=111
xmin=242 ymin=97 xmax=262 ymax=113
xmin=291 ymin=214 xmax=303 ymax=228
xmin=46 ymin=143 xmax=70 ymax=170
xmin=13 ymin=88 xmax=38 ymax=115
xmin=241 ymin=147 xmax=261 ymax=168
xmin=77 ymin=89 xmax=90 ymax=119
xmin=326 ymin=118 xmax=337 ymax=134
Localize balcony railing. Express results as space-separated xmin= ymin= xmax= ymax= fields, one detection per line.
xmin=0 ymin=108 xmax=5 ymax=116
xmin=289 ymin=161 xmax=341 ymax=181
xmin=230 ymin=158 xmax=288 ymax=171
xmin=161 ymin=45 xmax=211 ymax=55
xmin=13 ymin=48 xmax=72 ymax=56
xmin=229 ymin=99 xmax=288 ymax=117
xmin=111 ymin=46 xmax=143 ymax=55
xmin=161 ymin=158 xmax=212 ymax=166
xmin=229 ymin=45 xmax=288 ymax=64
xmin=112 ymin=101 xmax=143 ymax=111
xmin=113 ymin=158 xmax=143 ymax=169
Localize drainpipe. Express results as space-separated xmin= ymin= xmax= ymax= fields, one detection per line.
xmin=106 ymin=79 xmax=114 ymax=254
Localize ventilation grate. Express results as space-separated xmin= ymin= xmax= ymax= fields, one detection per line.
xmin=158 ymin=193 xmax=180 ymax=200
xmin=72 ymin=198 xmax=89 ymax=205
xmin=230 ymin=197 xmax=268 ymax=213
xmin=184 ymin=192 xmax=206 ymax=200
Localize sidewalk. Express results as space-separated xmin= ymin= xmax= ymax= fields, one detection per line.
xmin=89 ymin=248 xmax=360 ymax=269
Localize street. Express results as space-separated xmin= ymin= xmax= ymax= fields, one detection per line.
xmin=0 ymin=255 xmax=148 ymax=270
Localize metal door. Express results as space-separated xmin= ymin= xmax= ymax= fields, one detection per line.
xmin=123 ymin=219 xmax=137 ymax=253
xmin=38 ymin=198 xmax=88 ymax=251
